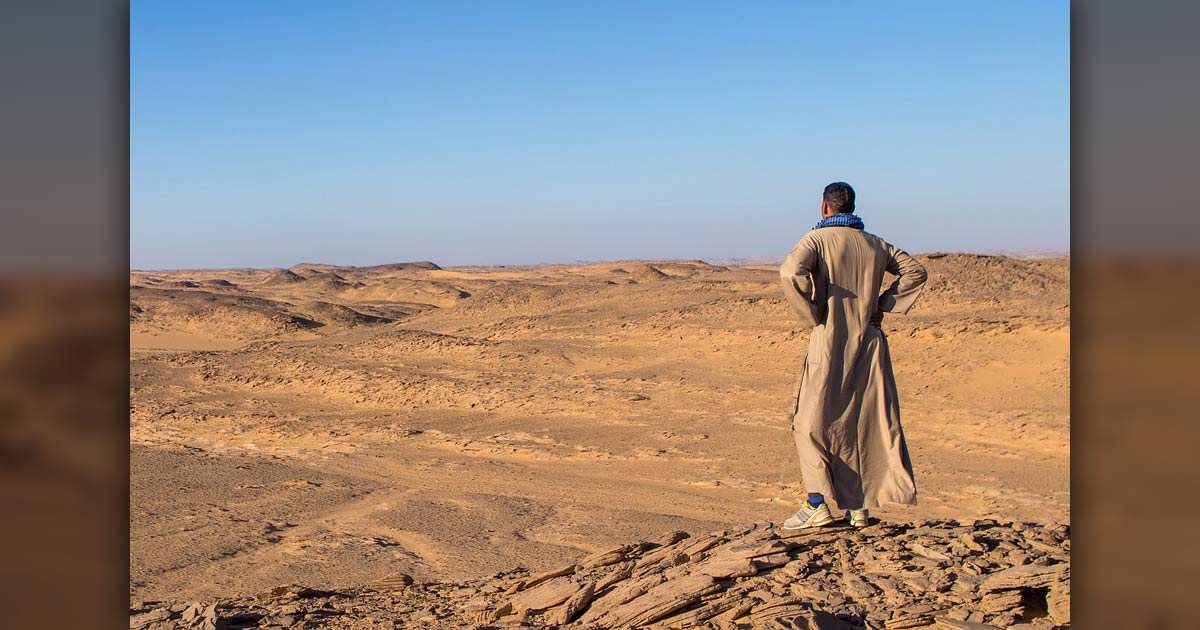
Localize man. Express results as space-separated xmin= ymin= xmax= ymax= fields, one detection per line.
xmin=779 ymin=182 xmax=928 ymax=529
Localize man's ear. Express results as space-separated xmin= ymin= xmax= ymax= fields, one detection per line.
xmin=821 ymin=200 xmax=831 ymax=218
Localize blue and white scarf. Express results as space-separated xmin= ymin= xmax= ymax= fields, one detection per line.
xmin=814 ymin=213 xmax=865 ymax=230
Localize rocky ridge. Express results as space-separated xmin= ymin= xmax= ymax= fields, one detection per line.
xmin=129 ymin=519 xmax=1069 ymax=630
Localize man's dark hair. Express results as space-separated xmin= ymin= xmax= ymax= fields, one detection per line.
xmin=823 ymin=182 xmax=856 ymax=214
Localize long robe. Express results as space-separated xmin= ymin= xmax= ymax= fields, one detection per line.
xmin=779 ymin=226 xmax=928 ymax=511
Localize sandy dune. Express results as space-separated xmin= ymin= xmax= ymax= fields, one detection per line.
xmin=130 ymin=255 xmax=1069 ymax=611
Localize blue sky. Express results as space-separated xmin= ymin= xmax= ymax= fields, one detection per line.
xmin=131 ymin=1 xmax=1068 ymax=269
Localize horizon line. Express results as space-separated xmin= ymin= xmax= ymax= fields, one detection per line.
xmin=130 ymin=247 xmax=1071 ymax=273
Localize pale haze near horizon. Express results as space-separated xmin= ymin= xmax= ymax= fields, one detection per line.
xmin=131 ymin=2 xmax=1068 ymax=270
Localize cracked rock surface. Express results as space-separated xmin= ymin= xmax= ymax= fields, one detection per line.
xmin=130 ymin=519 xmax=1069 ymax=629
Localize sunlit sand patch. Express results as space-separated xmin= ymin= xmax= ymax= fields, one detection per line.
xmin=131 ymin=331 xmax=246 ymax=351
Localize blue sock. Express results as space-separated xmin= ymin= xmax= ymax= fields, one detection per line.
xmin=807 ymin=493 xmax=824 ymax=506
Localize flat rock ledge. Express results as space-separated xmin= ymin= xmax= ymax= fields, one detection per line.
xmin=131 ymin=519 xmax=1070 ymax=630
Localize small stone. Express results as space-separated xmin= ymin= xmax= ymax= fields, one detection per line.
xmin=549 ymin=580 xmax=596 ymax=625
xmin=517 ymin=563 xmax=577 ymax=591
xmin=981 ymin=562 xmax=1068 ymax=591
xmin=581 ymin=544 xmax=635 ymax=568
xmin=180 ymin=603 xmax=203 ymax=622
xmin=369 ymin=572 xmax=414 ymax=592
xmin=909 ymin=542 xmax=951 ymax=561
xmin=508 ymin=576 xmax=578 ymax=612
xmin=978 ymin=589 xmax=1024 ymax=613
xmin=886 ymin=613 xmax=934 ymax=629
xmin=959 ymin=533 xmax=987 ymax=553
xmin=843 ymin=575 xmax=880 ymax=599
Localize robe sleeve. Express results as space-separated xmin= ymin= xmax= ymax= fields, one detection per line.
xmin=779 ymin=234 xmax=822 ymax=327
xmin=878 ymin=242 xmax=928 ymax=314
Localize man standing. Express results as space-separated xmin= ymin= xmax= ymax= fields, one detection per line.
xmin=779 ymin=182 xmax=928 ymax=529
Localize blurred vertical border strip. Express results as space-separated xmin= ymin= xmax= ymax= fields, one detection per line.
xmin=1073 ymin=0 xmax=1200 ymax=629
xmin=0 ymin=0 xmax=129 ymax=629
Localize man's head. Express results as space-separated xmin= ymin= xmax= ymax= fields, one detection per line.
xmin=821 ymin=182 xmax=856 ymax=218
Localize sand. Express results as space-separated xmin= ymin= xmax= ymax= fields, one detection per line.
xmin=129 ymin=255 xmax=1069 ymax=607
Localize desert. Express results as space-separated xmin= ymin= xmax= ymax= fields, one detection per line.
xmin=129 ymin=254 xmax=1070 ymax=628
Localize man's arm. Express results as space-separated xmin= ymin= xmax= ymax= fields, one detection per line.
xmin=878 ymin=242 xmax=928 ymax=315
xmin=779 ymin=234 xmax=822 ymax=327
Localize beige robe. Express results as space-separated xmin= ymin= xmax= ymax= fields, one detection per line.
xmin=779 ymin=226 xmax=928 ymax=511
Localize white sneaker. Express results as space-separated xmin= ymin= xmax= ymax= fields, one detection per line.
xmin=845 ymin=509 xmax=869 ymax=528
xmin=782 ymin=500 xmax=836 ymax=530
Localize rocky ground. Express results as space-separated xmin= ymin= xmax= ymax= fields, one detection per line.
xmin=130 ymin=518 xmax=1069 ymax=629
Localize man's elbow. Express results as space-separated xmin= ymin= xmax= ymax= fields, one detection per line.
xmin=910 ymin=264 xmax=928 ymax=285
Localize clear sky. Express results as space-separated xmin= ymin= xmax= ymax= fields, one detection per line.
xmin=131 ymin=1 xmax=1069 ymax=269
